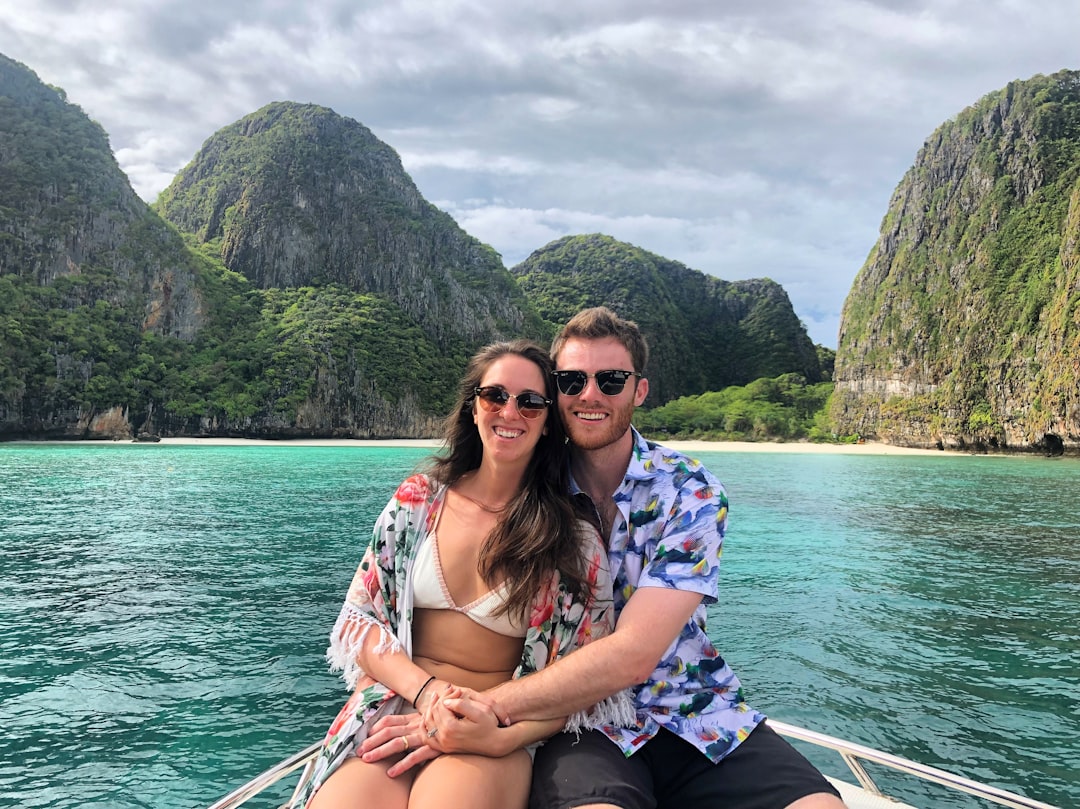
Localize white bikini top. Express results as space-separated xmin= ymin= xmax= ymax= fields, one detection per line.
xmin=412 ymin=531 xmax=527 ymax=638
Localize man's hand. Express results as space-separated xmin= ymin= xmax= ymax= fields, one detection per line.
xmin=428 ymin=686 xmax=509 ymax=757
xmin=360 ymin=712 xmax=440 ymax=776
xmin=437 ymin=685 xmax=507 ymax=726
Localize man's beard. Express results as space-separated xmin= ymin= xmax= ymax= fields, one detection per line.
xmin=564 ymin=403 xmax=635 ymax=450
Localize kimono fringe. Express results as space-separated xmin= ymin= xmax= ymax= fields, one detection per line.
xmin=563 ymin=688 xmax=638 ymax=734
xmin=325 ymin=604 xmax=401 ymax=690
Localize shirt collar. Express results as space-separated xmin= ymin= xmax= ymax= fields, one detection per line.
xmin=623 ymin=426 xmax=655 ymax=483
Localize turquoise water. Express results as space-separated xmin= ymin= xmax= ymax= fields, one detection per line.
xmin=0 ymin=444 xmax=1077 ymax=808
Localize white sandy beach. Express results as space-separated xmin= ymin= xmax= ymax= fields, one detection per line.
xmin=153 ymin=436 xmax=952 ymax=456
xmin=664 ymin=439 xmax=949 ymax=456
xmin=155 ymin=436 xmax=443 ymax=448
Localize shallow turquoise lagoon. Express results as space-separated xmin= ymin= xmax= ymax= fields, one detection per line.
xmin=0 ymin=444 xmax=1076 ymax=808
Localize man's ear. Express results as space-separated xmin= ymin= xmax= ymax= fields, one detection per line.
xmin=633 ymin=376 xmax=649 ymax=407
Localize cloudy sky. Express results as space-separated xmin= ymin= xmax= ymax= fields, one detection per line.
xmin=2 ymin=1 xmax=1078 ymax=346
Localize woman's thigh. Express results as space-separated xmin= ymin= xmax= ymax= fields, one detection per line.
xmin=308 ymin=754 xmax=415 ymax=809
xmin=410 ymin=749 xmax=532 ymax=809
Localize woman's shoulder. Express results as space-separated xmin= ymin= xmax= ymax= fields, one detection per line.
xmin=389 ymin=473 xmax=441 ymax=506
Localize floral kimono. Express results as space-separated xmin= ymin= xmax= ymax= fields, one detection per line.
xmin=291 ymin=474 xmax=634 ymax=807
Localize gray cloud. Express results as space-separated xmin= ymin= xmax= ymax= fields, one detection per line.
xmin=2 ymin=0 xmax=1078 ymax=346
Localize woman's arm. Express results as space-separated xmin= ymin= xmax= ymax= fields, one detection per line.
xmin=352 ymin=627 xmax=449 ymax=716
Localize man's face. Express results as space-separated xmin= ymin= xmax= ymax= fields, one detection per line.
xmin=553 ymin=337 xmax=648 ymax=451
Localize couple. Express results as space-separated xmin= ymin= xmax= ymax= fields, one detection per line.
xmin=294 ymin=308 xmax=846 ymax=809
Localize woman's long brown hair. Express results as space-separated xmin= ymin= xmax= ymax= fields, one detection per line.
xmin=427 ymin=340 xmax=593 ymax=616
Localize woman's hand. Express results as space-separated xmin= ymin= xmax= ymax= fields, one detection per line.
xmin=359 ymin=713 xmax=440 ymax=776
xmin=418 ymin=678 xmax=454 ymax=727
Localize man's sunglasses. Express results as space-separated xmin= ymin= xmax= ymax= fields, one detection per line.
xmin=473 ymin=386 xmax=551 ymax=419
xmin=552 ymin=369 xmax=642 ymax=396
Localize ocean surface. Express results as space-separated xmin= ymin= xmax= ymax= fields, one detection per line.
xmin=0 ymin=443 xmax=1077 ymax=809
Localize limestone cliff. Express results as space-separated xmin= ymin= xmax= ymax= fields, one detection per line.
xmin=512 ymin=235 xmax=822 ymax=404
xmin=832 ymin=71 xmax=1080 ymax=453
xmin=0 ymin=54 xmax=204 ymax=438
xmin=154 ymin=102 xmax=543 ymax=348
xmin=0 ymin=56 xmax=203 ymax=340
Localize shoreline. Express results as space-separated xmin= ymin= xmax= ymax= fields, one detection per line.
xmin=21 ymin=436 xmax=967 ymax=453
xmin=155 ymin=437 xmax=444 ymax=449
xmin=665 ymin=440 xmax=953 ymax=456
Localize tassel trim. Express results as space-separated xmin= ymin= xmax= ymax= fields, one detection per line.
xmin=325 ymin=603 xmax=401 ymax=690
xmin=563 ymin=688 xmax=638 ymax=734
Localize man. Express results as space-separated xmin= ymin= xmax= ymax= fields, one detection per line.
xmin=366 ymin=307 xmax=845 ymax=809
xmin=495 ymin=307 xmax=845 ymax=809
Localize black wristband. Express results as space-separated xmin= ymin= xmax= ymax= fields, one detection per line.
xmin=412 ymin=675 xmax=437 ymax=708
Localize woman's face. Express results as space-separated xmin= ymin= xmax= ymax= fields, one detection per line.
xmin=472 ymin=353 xmax=550 ymax=469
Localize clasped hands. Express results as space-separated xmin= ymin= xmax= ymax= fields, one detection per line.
xmin=359 ymin=683 xmax=507 ymax=777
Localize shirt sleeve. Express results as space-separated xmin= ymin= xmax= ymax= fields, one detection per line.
xmin=634 ymin=474 xmax=727 ymax=605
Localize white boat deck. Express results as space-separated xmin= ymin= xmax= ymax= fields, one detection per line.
xmin=828 ymin=777 xmax=918 ymax=809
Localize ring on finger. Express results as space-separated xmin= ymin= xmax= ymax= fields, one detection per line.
xmin=427 ymin=727 xmax=438 ymax=737
xmin=401 ymin=735 xmax=409 ymax=752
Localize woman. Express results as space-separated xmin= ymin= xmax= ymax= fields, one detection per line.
xmin=293 ymin=340 xmax=632 ymax=809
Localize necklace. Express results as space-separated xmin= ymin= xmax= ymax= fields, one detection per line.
xmin=453 ymin=487 xmax=509 ymax=513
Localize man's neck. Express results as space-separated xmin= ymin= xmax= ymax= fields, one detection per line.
xmin=571 ymin=429 xmax=635 ymax=505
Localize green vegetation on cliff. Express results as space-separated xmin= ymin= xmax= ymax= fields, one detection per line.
xmin=151 ymin=268 xmax=456 ymax=434
xmin=637 ymin=374 xmax=834 ymax=442
xmin=0 ymin=56 xmax=127 ymax=247
xmin=0 ymin=241 xmax=456 ymax=437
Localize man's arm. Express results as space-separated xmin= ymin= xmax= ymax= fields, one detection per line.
xmin=473 ymin=586 xmax=703 ymax=724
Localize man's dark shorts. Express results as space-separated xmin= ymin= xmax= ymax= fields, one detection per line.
xmin=529 ymin=722 xmax=841 ymax=809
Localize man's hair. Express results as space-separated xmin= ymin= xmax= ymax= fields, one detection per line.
xmin=550 ymin=307 xmax=649 ymax=373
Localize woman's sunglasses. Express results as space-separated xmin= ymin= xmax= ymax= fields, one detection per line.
xmin=551 ymin=369 xmax=642 ymax=396
xmin=473 ymin=386 xmax=551 ymax=419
